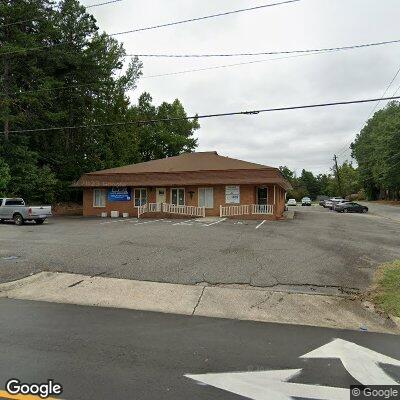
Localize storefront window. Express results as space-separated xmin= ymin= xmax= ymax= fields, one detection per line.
xmin=171 ymin=188 xmax=185 ymax=206
xmin=257 ymin=187 xmax=268 ymax=205
xmin=93 ymin=189 xmax=106 ymax=207
xmin=134 ymin=188 xmax=147 ymax=206
xmin=198 ymin=188 xmax=214 ymax=208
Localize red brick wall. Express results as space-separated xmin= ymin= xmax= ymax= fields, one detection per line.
xmin=83 ymin=184 xmax=286 ymax=218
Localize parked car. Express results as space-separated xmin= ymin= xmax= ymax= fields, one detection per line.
xmin=317 ymin=195 xmax=330 ymax=206
xmin=0 ymin=198 xmax=52 ymax=225
xmin=335 ymin=202 xmax=368 ymax=213
xmin=331 ymin=198 xmax=347 ymax=211
xmin=301 ymin=197 xmax=312 ymax=206
xmin=325 ymin=197 xmax=346 ymax=210
xmin=286 ymin=198 xmax=297 ymax=206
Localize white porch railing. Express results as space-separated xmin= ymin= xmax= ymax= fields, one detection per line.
xmin=137 ymin=203 xmax=147 ymax=218
xmin=251 ymin=204 xmax=274 ymax=214
xmin=148 ymin=202 xmax=161 ymax=212
xmin=163 ymin=203 xmax=205 ymax=217
xmin=220 ymin=205 xmax=250 ymax=217
xmin=138 ymin=202 xmax=205 ymax=217
xmin=220 ymin=204 xmax=274 ymax=217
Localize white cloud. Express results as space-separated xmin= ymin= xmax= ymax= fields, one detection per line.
xmin=90 ymin=0 xmax=400 ymax=174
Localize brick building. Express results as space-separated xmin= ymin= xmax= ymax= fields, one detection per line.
xmin=73 ymin=151 xmax=292 ymax=219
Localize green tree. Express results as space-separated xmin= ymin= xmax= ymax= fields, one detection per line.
xmin=0 ymin=0 xmax=58 ymax=141
xmin=352 ymin=101 xmax=400 ymax=200
xmin=130 ymin=93 xmax=199 ymax=162
xmin=1 ymin=0 xmax=198 ymax=203
xmin=298 ymin=169 xmax=321 ymax=200
xmin=279 ymin=165 xmax=295 ymax=181
xmin=0 ymin=139 xmax=57 ymax=202
xmin=0 ymin=157 xmax=10 ymax=195
xmin=338 ymin=161 xmax=361 ymax=197
xmin=316 ymin=173 xmax=334 ymax=196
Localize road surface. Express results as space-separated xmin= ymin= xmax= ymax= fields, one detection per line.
xmin=0 ymin=299 xmax=399 ymax=400
xmin=360 ymin=201 xmax=400 ymax=223
xmin=1 ymin=206 xmax=400 ymax=292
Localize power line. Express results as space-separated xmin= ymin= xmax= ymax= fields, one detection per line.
xmin=361 ymin=156 xmax=400 ymax=182
xmin=336 ymin=63 xmax=400 ymax=159
xmin=0 ymin=0 xmax=300 ymax=56
xmin=392 ymin=82 xmax=400 ymax=97
xmin=127 ymin=38 xmax=400 ymax=58
xmin=6 ymin=95 xmax=400 ymax=134
xmin=2 ymin=35 xmax=399 ymax=60
xmin=85 ymin=0 xmax=122 ymax=8
xmin=110 ymin=0 xmax=300 ymax=36
xmin=0 ymin=0 xmax=122 ymax=28
xmin=4 ymin=39 xmax=400 ymax=97
xmin=141 ymin=52 xmax=321 ymax=79
xmin=364 ymin=63 xmax=400 ymax=119
xmin=2 ymin=19 xmax=33 ymax=28
xmin=0 ymin=52 xmax=327 ymax=97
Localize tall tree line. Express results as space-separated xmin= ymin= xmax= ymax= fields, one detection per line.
xmin=0 ymin=0 xmax=198 ymax=203
xmin=351 ymin=101 xmax=400 ymax=200
xmin=279 ymin=162 xmax=362 ymax=201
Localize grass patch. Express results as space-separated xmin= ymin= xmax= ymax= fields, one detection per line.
xmin=372 ymin=260 xmax=400 ymax=318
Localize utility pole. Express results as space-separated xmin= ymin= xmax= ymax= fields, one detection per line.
xmin=3 ymin=57 xmax=10 ymax=142
xmin=333 ymin=154 xmax=342 ymax=196
xmin=2 ymin=3 xmax=11 ymax=142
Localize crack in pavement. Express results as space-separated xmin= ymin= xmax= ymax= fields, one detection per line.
xmin=192 ymin=286 xmax=206 ymax=316
xmin=250 ymin=293 xmax=272 ymax=309
xmin=193 ymin=279 xmax=360 ymax=296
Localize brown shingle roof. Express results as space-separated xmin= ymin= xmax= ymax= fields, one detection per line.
xmin=73 ymin=151 xmax=292 ymax=190
xmin=88 ymin=151 xmax=273 ymax=174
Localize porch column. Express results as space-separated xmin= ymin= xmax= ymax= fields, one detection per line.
xmin=273 ymin=185 xmax=276 ymax=205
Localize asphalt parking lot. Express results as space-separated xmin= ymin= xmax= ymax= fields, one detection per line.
xmin=1 ymin=205 xmax=400 ymax=293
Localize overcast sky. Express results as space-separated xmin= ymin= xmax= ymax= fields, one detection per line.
xmin=88 ymin=0 xmax=400 ymax=175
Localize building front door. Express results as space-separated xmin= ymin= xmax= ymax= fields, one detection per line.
xmin=156 ymin=188 xmax=166 ymax=205
xmin=257 ymin=186 xmax=268 ymax=205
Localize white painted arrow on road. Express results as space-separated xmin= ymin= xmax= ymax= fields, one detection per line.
xmin=301 ymin=338 xmax=400 ymax=385
xmin=185 ymin=369 xmax=349 ymax=400
xmin=185 ymin=338 xmax=400 ymax=400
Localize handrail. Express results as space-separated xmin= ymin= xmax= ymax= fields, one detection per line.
xmin=220 ymin=204 xmax=274 ymax=217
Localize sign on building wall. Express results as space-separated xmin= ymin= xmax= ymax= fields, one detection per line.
xmin=225 ymin=185 xmax=240 ymax=204
xmin=108 ymin=187 xmax=131 ymax=202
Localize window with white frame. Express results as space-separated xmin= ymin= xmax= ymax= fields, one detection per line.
xmin=198 ymin=188 xmax=214 ymax=208
xmin=93 ymin=189 xmax=106 ymax=207
xmin=134 ymin=188 xmax=147 ymax=206
xmin=171 ymin=188 xmax=185 ymax=206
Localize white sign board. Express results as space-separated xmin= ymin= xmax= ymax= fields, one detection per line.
xmin=225 ymin=185 xmax=240 ymax=204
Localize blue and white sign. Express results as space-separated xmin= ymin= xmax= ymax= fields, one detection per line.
xmin=108 ymin=187 xmax=131 ymax=202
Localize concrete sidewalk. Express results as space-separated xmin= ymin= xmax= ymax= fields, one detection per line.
xmin=0 ymin=271 xmax=398 ymax=334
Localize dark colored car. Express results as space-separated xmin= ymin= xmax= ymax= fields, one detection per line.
xmin=335 ymin=202 xmax=368 ymax=213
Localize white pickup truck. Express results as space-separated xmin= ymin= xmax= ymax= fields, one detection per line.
xmin=0 ymin=198 xmax=52 ymax=225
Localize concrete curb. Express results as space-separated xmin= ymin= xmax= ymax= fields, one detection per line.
xmin=283 ymin=210 xmax=295 ymax=220
xmin=0 ymin=272 xmax=398 ymax=334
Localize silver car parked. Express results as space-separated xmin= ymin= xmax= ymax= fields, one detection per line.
xmin=0 ymin=198 xmax=52 ymax=225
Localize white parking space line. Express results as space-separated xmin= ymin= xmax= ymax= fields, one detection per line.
xmin=134 ymin=219 xmax=164 ymax=226
xmin=173 ymin=219 xmax=193 ymax=225
xmin=255 ymin=220 xmax=266 ymax=229
xmin=205 ymin=218 xmax=227 ymax=227
xmin=100 ymin=218 xmax=137 ymax=225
